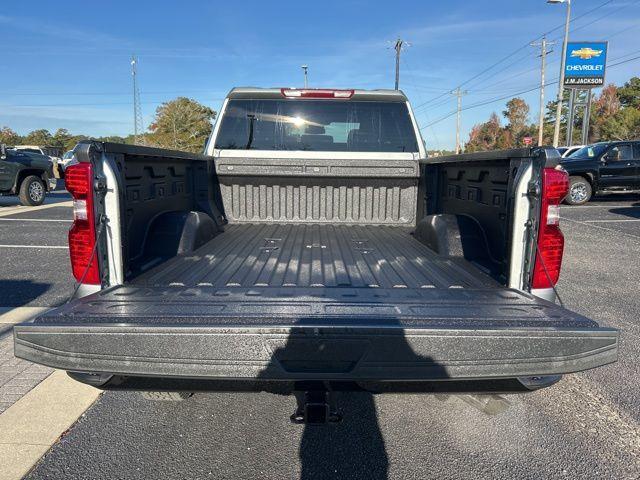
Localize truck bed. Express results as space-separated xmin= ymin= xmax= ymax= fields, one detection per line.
xmin=135 ymin=223 xmax=495 ymax=290
xmin=12 ymin=144 xmax=618 ymax=383
xmin=25 ymin=221 xmax=596 ymax=329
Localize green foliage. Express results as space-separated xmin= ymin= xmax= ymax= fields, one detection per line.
xmin=599 ymin=107 xmax=640 ymax=141
xmin=51 ymin=128 xmax=74 ymax=151
xmin=23 ymin=129 xmax=52 ymax=146
xmin=147 ymin=97 xmax=216 ymax=153
xmin=465 ymin=113 xmax=511 ymax=152
xmin=0 ymin=96 xmax=214 ymax=154
xmin=466 ymin=98 xmax=535 ymax=152
xmin=427 ymin=149 xmax=456 ymax=157
xmin=0 ymin=126 xmax=21 ymax=145
xmin=617 ymin=77 xmax=640 ymax=109
xmin=467 ymin=76 xmax=640 ymax=152
xmin=503 ymin=97 xmax=530 ymax=139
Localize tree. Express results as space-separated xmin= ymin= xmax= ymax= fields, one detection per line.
xmin=52 ymin=128 xmax=74 ymax=151
xmin=594 ymin=84 xmax=621 ymax=118
xmin=465 ymin=113 xmax=510 ymax=152
xmin=503 ymin=97 xmax=530 ymax=143
xmin=542 ymin=89 xmax=572 ymax=146
xmin=599 ymin=108 xmax=640 ymax=141
xmin=0 ymin=126 xmax=21 ymax=145
xmin=617 ymin=77 xmax=640 ymax=109
xmin=147 ymin=97 xmax=216 ymax=152
xmin=589 ymin=85 xmax=620 ymax=142
xmin=23 ymin=129 xmax=53 ymax=146
xmin=95 ymin=135 xmax=128 ymax=144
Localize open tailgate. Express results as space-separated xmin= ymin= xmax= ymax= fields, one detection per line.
xmin=14 ymin=285 xmax=618 ymax=381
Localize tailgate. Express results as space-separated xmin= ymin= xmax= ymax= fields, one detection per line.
xmin=13 ymin=286 xmax=618 ymax=380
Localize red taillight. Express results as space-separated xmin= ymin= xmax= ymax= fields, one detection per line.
xmin=66 ymin=162 xmax=100 ymax=285
xmin=532 ymin=167 xmax=569 ymax=289
xmin=280 ymin=88 xmax=354 ymax=99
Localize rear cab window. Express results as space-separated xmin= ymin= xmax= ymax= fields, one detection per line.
xmin=214 ymin=99 xmax=419 ymax=153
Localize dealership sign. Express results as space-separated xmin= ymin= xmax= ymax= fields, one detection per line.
xmin=564 ymin=41 xmax=608 ymax=88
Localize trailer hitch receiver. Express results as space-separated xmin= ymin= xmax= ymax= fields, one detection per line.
xmin=290 ymin=390 xmax=342 ymax=425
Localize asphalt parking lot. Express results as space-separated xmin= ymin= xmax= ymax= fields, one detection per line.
xmin=2 ymin=191 xmax=639 ymax=479
xmin=0 ymin=189 xmax=75 ymax=308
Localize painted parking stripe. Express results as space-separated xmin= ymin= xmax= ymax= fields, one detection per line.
xmin=561 ymin=204 xmax=640 ymax=209
xmin=0 ymin=245 xmax=67 ymax=249
xmin=562 ymin=217 xmax=640 ymax=239
xmin=0 ymin=201 xmax=73 ymax=218
xmin=0 ymin=307 xmax=50 ymax=324
xmin=582 ymin=219 xmax=640 ymax=223
xmin=0 ymin=218 xmax=72 ymax=223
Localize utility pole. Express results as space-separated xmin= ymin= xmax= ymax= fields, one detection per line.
xmin=551 ymin=0 xmax=572 ymax=148
xmin=531 ymin=36 xmax=554 ymax=146
xmin=131 ymin=55 xmax=143 ymax=145
xmin=394 ymin=39 xmax=403 ymax=90
xmin=451 ymin=87 xmax=468 ymax=154
xmin=301 ymin=65 xmax=308 ymax=88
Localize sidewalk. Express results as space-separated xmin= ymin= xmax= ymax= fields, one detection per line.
xmin=0 ymin=308 xmax=52 ymax=414
xmin=0 ymin=307 xmax=101 ymax=480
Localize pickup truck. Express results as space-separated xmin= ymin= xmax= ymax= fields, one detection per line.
xmin=0 ymin=144 xmax=57 ymax=206
xmin=562 ymin=141 xmax=640 ymax=205
xmin=14 ymin=88 xmax=618 ymax=423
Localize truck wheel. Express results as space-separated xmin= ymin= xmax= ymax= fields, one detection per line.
xmin=139 ymin=391 xmax=193 ymax=401
xmin=565 ymin=176 xmax=592 ymax=205
xmin=19 ymin=175 xmax=46 ymax=206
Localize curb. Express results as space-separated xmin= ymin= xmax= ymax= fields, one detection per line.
xmin=0 ymin=370 xmax=101 ymax=480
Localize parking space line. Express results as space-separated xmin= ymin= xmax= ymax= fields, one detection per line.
xmin=0 ymin=201 xmax=73 ymax=218
xmin=0 ymin=307 xmax=50 ymax=324
xmin=561 ymin=204 xmax=640 ymax=209
xmin=0 ymin=370 xmax=101 ymax=480
xmin=0 ymin=245 xmax=67 ymax=249
xmin=562 ymin=216 xmax=640 ymax=239
xmin=583 ymin=219 xmax=640 ymax=223
xmin=0 ymin=219 xmax=72 ymax=223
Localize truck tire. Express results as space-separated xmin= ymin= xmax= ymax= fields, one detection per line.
xmin=565 ymin=176 xmax=592 ymax=205
xmin=19 ymin=175 xmax=46 ymax=206
xmin=139 ymin=391 xmax=194 ymax=401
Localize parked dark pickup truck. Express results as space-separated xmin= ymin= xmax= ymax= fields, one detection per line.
xmin=13 ymin=88 xmax=618 ymax=423
xmin=0 ymin=144 xmax=57 ymax=206
xmin=562 ymin=141 xmax=640 ymax=205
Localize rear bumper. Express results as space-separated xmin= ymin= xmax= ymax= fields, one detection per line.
xmin=13 ymin=323 xmax=618 ymax=381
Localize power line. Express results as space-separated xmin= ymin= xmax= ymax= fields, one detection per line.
xmin=543 ymin=0 xmax=615 ymax=37
xmin=0 ymin=89 xmax=226 ymax=96
xmin=560 ymin=0 xmax=640 ymax=37
xmin=419 ymin=81 xmax=556 ymax=131
xmin=471 ymin=0 xmax=634 ymax=94
xmin=412 ymin=0 xmax=617 ymax=112
xmin=418 ymin=50 xmax=639 ymax=132
xmin=0 ymin=99 xmax=225 ymax=107
xmin=609 ymin=54 xmax=640 ymax=68
xmin=609 ymin=47 xmax=640 ymax=62
xmin=401 ymin=57 xmax=444 ymax=150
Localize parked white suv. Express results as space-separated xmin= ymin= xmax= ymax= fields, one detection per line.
xmin=558 ymin=145 xmax=585 ymax=158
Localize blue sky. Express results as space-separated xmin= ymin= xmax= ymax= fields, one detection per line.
xmin=1 ymin=0 xmax=639 ymax=149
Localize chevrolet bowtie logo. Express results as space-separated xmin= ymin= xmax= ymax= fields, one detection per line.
xmin=571 ymin=47 xmax=604 ymax=60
